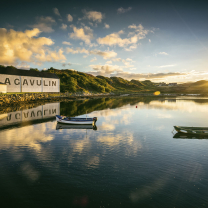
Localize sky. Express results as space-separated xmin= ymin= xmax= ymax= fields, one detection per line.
xmin=0 ymin=0 xmax=208 ymax=83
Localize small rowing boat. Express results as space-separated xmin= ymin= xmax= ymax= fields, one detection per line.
xmin=174 ymin=126 xmax=208 ymax=136
xmin=56 ymin=115 xmax=97 ymax=125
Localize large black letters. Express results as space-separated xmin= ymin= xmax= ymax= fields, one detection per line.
xmin=5 ymin=78 xmax=11 ymax=85
xmin=37 ymin=80 xmax=41 ymax=86
xmin=52 ymin=81 xmax=56 ymax=86
xmin=23 ymin=79 xmax=28 ymax=85
xmin=14 ymin=79 xmax=20 ymax=85
xmin=30 ymin=80 xmax=35 ymax=86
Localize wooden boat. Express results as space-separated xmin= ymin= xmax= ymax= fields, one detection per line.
xmin=174 ymin=126 xmax=208 ymax=136
xmin=56 ymin=115 xmax=97 ymax=125
xmin=56 ymin=123 xmax=97 ymax=130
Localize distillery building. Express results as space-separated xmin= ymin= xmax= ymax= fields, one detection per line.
xmin=0 ymin=68 xmax=60 ymax=93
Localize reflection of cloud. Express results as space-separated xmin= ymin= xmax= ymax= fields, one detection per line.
xmin=157 ymin=113 xmax=172 ymax=118
xmin=144 ymin=100 xmax=208 ymax=113
xmin=130 ymin=173 xmax=170 ymax=203
xmin=86 ymin=156 xmax=100 ymax=169
xmin=0 ymin=122 xmax=54 ymax=151
xmin=99 ymin=122 xmax=115 ymax=130
xmin=21 ymin=162 xmax=40 ymax=181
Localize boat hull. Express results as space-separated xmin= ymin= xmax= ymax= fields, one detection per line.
xmin=56 ymin=115 xmax=97 ymax=125
xmin=174 ymin=126 xmax=208 ymax=135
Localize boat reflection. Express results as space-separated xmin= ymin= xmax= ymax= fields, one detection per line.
xmin=56 ymin=123 xmax=97 ymax=130
xmin=173 ymin=133 xmax=208 ymax=139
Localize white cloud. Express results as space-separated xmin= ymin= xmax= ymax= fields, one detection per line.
xmin=60 ymin=23 xmax=67 ymax=30
xmin=117 ymin=7 xmax=132 ymax=14
xmin=53 ymin=8 xmax=61 ymax=17
xmin=157 ymin=64 xmax=176 ymax=68
xmin=83 ymin=10 xmax=104 ymax=23
xmin=106 ymin=60 xmax=112 ymax=64
xmin=159 ymin=52 xmax=168 ymax=55
xmin=31 ymin=16 xmax=56 ymax=33
xmin=97 ymin=32 xmax=137 ymax=47
xmin=62 ymin=62 xmax=71 ymax=67
xmin=97 ymin=24 xmax=149 ymax=49
xmin=67 ymin=14 xmax=73 ymax=22
xmin=69 ymin=26 xmax=93 ymax=45
xmin=62 ymin=41 xmax=71 ymax=45
xmin=149 ymin=39 xmax=151 ymax=42
xmin=66 ymin=47 xmax=117 ymax=59
xmin=90 ymin=57 xmax=97 ymax=62
xmin=90 ymin=64 xmax=122 ymax=75
xmin=0 ymin=28 xmax=66 ymax=65
xmin=104 ymin=23 xmax=110 ymax=29
xmin=125 ymin=44 xmax=137 ymax=51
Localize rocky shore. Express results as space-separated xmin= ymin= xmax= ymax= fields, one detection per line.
xmin=0 ymin=92 xmax=204 ymax=108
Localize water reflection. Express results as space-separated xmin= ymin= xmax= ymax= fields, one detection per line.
xmin=1 ymin=97 xmax=208 ymax=207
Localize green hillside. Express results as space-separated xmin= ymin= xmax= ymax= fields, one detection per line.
xmin=1 ymin=65 xmax=208 ymax=94
xmin=46 ymin=67 xmax=156 ymax=93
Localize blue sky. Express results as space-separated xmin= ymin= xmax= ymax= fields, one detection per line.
xmin=0 ymin=0 xmax=208 ymax=82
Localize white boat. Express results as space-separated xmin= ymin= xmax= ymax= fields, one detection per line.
xmin=56 ymin=115 xmax=97 ymax=125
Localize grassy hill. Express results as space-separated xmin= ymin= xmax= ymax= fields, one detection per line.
xmin=1 ymin=65 xmax=208 ymax=94
xmin=46 ymin=67 xmax=156 ymax=93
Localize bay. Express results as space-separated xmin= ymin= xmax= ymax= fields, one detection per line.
xmin=1 ymin=97 xmax=208 ymax=208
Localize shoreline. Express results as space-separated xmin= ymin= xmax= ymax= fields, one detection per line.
xmin=0 ymin=92 xmax=208 ymax=108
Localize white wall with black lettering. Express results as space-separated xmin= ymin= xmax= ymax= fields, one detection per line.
xmin=0 ymin=74 xmax=60 ymax=92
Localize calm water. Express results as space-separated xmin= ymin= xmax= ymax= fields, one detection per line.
xmin=1 ymin=97 xmax=208 ymax=208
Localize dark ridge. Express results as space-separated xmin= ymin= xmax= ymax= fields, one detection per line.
xmin=0 ymin=66 xmax=59 ymax=79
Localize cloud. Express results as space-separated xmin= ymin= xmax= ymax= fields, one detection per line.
xmin=149 ymin=39 xmax=151 ymax=43
xmin=97 ymin=32 xmax=137 ymax=47
xmin=125 ymin=44 xmax=137 ymax=51
xmin=104 ymin=23 xmax=110 ymax=29
xmin=53 ymin=8 xmax=61 ymax=17
xmin=159 ymin=52 xmax=168 ymax=55
xmin=111 ymin=72 xmax=187 ymax=80
xmin=83 ymin=10 xmax=104 ymax=23
xmin=69 ymin=26 xmax=93 ymax=45
xmin=0 ymin=28 xmax=66 ymax=65
xmin=106 ymin=60 xmax=112 ymax=64
xmin=30 ymin=16 xmax=56 ymax=33
xmin=60 ymin=23 xmax=67 ymax=30
xmin=97 ymin=24 xmax=149 ymax=49
xmin=90 ymin=64 xmax=122 ymax=75
xmin=62 ymin=41 xmax=71 ymax=45
xmin=90 ymin=57 xmax=97 ymax=62
xmin=117 ymin=7 xmax=132 ymax=14
xmin=67 ymin=14 xmax=73 ymax=22
xmin=66 ymin=47 xmax=117 ymax=59
xmin=62 ymin=62 xmax=71 ymax=67
xmin=157 ymin=64 xmax=176 ymax=68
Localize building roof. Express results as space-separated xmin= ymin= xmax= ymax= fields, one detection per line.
xmin=0 ymin=67 xmax=59 ymax=79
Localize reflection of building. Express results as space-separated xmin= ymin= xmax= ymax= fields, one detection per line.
xmin=0 ymin=68 xmax=60 ymax=92
xmin=0 ymin=103 xmax=60 ymax=129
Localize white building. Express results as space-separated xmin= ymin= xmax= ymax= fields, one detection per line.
xmin=0 ymin=68 xmax=60 ymax=93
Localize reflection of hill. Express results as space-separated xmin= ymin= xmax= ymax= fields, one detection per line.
xmin=60 ymin=97 xmax=208 ymax=117
xmin=60 ymin=97 xmax=159 ymax=117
